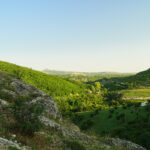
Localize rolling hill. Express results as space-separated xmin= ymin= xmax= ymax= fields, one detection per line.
xmin=96 ymin=68 xmax=150 ymax=91
xmin=44 ymin=69 xmax=134 ymax=82
xmin=0 ymin=61 xmax=86 ymax=97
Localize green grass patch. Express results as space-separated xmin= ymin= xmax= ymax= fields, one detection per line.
xmin=72 ymin=104 xmax=150 ymax=149
xmin=121 ymin=88 xmax=150 ymax=97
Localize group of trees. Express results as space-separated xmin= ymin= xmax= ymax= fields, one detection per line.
xmin=56 ymin=82 xmax=107 ymax=115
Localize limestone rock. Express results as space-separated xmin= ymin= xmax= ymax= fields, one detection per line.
xmin=0 ymin=99 xmax=9 ymax=106
xmin=1 ymin=89 xmax=16 ymax=98
xmin=39 ymin=116 xmax=91 ymax=143
xmin=0 ymin=137 xmax=31 ymax=150
xmin=30 ymin=96 xmax=61 ymax=120
xmin=106 ymin=138 xmax=146 ymax=150
xmin=11 ymin=80 xmax=46 ymax=96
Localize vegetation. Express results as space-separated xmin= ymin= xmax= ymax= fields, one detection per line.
xmin=10 ymin=97 xmax=44 ymax=136
xmin=72 ymin=102 xmax=150 ymax=149
xmin=8 ymin=147 xmax=20 ymax=150
xmin=95 ymin=68 xmax=150 ymax=91
xmin=0 ymin=61 xmax=86 ymax=97
xmin=120 ymin=88 xmax=150 ymax=97
xmin=0 ymin=61 xmax=110 ymax=115
xmin=1 ymin=61 xmax=150 ymax=149
xmin=64 ymin=140 xmax=86 ymax=150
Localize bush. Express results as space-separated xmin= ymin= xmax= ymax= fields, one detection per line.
xmin=0 ymin=91 xmax=13 ymax=102
xmin=64 ymin=140 xmax=86 ymax=150
xmin=11 ymin=97 xmax=44 ymax=136
xmin=71 ymin=114 xmax=83 ymax=124
xmin=8 ymin=146 xmax=20 ymax=150
xmin=80 ymin=119 xmax=93 ymax=130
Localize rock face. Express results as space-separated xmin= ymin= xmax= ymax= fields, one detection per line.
xmin=10 ymin=79 xmax=61 ymax=120
xmin=0 ymin=99 xmax=9 ymax=106
xmin=11 ymin=80 xmax=46 ymax=97
xmin=1 ymin=89 xmax=16 ymax=98
xmin=106 ymin=138 xmax=146 ymax=150
xmin=39 ymin=116 xmax=91 ymax=143
xmin=30 ymin=96 xmax=61 ymax=120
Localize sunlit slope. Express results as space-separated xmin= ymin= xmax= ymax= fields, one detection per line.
xmin=0 ymin=61 xmax=86 ymax=96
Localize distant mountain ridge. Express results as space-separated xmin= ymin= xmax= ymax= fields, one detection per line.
xmin=43 ymin=69 xmax=134 ymax=76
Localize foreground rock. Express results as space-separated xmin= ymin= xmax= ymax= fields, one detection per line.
xmin=10 ymin=79 xmax=62 ymax=120
xmin=106 ymin=138 xmax=146 ymax=150
xmin=39 ymin=116 xmax=91 ymax=143
xmin=30 ymin=96 xmax=61 ymax=120
xmin=0 ymin=137 xmax=31 ymax=150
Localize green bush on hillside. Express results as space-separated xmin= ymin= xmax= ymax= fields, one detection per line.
xmin=64 ymin=140 xmax=86 ymax=150
xmin=11 ymin=97 xmax=44 ymax=136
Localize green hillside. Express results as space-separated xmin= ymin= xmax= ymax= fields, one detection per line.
xmin=0 ymin=61 xmax=106 ymax=115
xmin=128 ymin=68 xmax=150 ymax=85
xmin=97 ymin=68 xmax=150 ymax=91
xmin=72 ymin=103 xmax=150 ymax=149
xmin=0 ymin=61 xmax=86 ymax=97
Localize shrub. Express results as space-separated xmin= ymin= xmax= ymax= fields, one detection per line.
xmin=71 ymin=114 xmax=83 ymax=124
xmin=108 ymin=114 xmax=113 ymax=119
xmin=80 ymin=119 xmax=94 ymax=130
xmin=8 ymin=146 xmax=20 ymax=150
xmin=11 ymin=97 xmax=44 ymax=136
xmin=64 ymin=140 xmax=86 ymax=150
xmin=0 ymin=91 xmax=13 ymax=102
xmin=109 ymin=109 xmax=115 ymax=114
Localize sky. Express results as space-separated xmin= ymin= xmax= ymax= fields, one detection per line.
xmin=0 ymin=0 xmax=150 ymax=72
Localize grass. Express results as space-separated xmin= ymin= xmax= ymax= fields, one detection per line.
xmin=120 ymin=88 xmax=150 ymax=97
xmin=0 ymin=60 xmax=86 ymax=97
xmin=72 ymin=104 xmax=150 ymax=149
xmin=73 ymin=106 xmax=140 ymax=134
xmin=8 ymin=146 xmax=21 ymax=150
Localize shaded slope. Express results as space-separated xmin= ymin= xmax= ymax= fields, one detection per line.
xmin=95 ymin=68 xmax=150 ymax=90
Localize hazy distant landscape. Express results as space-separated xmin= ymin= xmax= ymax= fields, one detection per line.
xmin=43 ymin=69 xmax=135 ymax=82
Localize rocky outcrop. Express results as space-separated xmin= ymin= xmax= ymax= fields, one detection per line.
xmin=11 ymin=80 xmax=46 ymax=97
xmin=106 ymin=138 xmax=146 ymax=150
xmin=0 ymin=137 xmax=31 ymax=150
xmin=1 ymin=89 xmax=16 ymax=98
xmin=30 ymin=96 xmax=61 ymax=120
xmin=39 ymin=116 xmax=91 ymax=143
xmin=0 ymin=99 xmax=9 ymax=106
xmin=9 ymin=79 xmax=62 ymax=120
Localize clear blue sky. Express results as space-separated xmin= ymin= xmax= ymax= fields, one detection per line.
xmin=0 ymin=0 xmax=150 ymax=72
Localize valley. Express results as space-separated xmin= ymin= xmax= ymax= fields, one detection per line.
xmin=0 ymin=61 xmax=150 ymax=150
